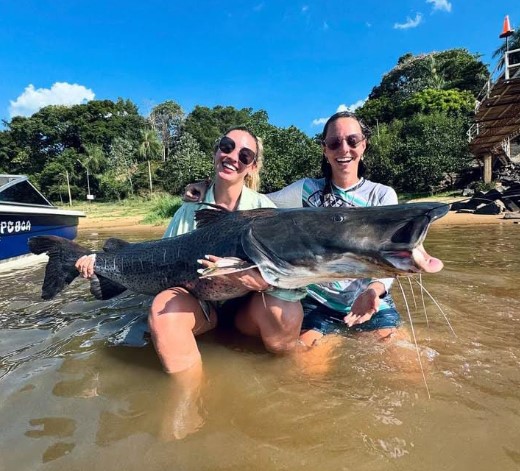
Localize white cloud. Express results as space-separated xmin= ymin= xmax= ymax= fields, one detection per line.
xmin=311 ymin=117 xmax=328 ymax=127
xmin=301 ymin=5 xmax=309 ymax=13
xmin=323 ymin=21 xmax=329 ymax=30
xmin=394 ymin=13 xmax=423 ymax=30
xmin=426 ymin=0 xmax=452 ymax=12
xmin=311 ymin=100 xmax=367 ymax=127
xmin=9 ymin=82 xmax=95 ymax=118
xmin=337 ymin=100 xmax=366 ymax=112
xmin=253 ymin=2 xmax=264 ymax=12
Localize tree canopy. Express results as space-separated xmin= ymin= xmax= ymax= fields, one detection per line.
xmin=0 ymin=46 xmax=493 ymax=200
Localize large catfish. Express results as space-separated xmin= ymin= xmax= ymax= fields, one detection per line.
xmin=28 ymin=202 xmax=448 ymax=301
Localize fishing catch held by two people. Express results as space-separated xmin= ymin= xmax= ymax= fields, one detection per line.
xmin=28 ymin=114 xmax=449 ymax=382
xmin=28 ymin=202 xmax=447 ymax=303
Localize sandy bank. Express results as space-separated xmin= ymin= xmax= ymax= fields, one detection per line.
xmin=77 ymin=209 xmax=518 ymax=234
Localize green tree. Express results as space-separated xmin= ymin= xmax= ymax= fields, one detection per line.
xmin=366 ymin=49 xmax=488 ymax=123
xmin=356 ymin=96 xmax=396 ymax=128
xmin=393 ymin=113 xmax=473 ymax=192
xmin=77 ymin=144 xmax=106 ymax=198
xmin=261 ymin=125 xmax=321 ymax=193
xmin=139 ymin=128 xmax=162 ymax=194
xmin=37 ymin=148 xmax=82 ymax=203
xmin=106 ymin=137 xmax=139 ymax=197
xmin=149 ymin=101 xmax=184 ymax=161
xmin=400 ymin=88 xmax=475 ymax=118
xmin=183 ymin=105 xmax=263 ymax=156
xmin=3 ymin=99 xmax=147 ymax=197
xmin=364 ymin=120 xmax=404 ymax=187
xmin=160 ymin=132 xmax=213 ymax=195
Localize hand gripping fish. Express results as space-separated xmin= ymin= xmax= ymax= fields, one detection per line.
xmin=28 ymin=202 xmax=449 ymax=301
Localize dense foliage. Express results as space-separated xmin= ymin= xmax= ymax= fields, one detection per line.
xmin=0 ymin=48 xmax=491 ymax=200
xmin=358 ymin=48 xmax=487 ymax=193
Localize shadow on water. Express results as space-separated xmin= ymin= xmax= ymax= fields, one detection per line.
xmin=1 ymin=224 xmax=520 ymax=470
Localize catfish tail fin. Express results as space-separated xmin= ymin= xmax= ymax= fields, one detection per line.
xmin=28 ymin=235 xmax=91 ymax=300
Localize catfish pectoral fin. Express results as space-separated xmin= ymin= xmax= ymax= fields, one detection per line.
xmin=198 ymin=257 xmax=258 ymax=278
xmin=90 ymin=274 xmax=127 ymax=300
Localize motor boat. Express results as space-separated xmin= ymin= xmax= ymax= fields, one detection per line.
xmin=0 ymin=174 xmax=85 ymax=262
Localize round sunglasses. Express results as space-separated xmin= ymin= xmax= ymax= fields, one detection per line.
xmin=217 ymin=136 xmax=257 ymax=166
xmin=322 ymin=133 xmax=366 ymax=151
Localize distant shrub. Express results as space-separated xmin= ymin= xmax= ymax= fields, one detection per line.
xmin=142 ymin=195 xmax=182 ymax=225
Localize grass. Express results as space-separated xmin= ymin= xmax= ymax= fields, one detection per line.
xmin=141 ymin=195 xmax=183 ymax=225
xmin=57 ymin=193 xmax=183 ymax=225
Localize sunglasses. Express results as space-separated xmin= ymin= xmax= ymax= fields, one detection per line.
xmin=217 ymin=136 xmax=257 ymax=166
xmin=322 ymin=133 xmax=366 ymax=151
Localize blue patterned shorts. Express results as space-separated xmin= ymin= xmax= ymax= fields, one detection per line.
xmin=301 ymin=295 xmax=401 ymax=335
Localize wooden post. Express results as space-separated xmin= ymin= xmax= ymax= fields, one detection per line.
xmin=483 ymin=154 xmax=493 ymax=183
xmin=66 ymin=170 xmax=72 ymax=206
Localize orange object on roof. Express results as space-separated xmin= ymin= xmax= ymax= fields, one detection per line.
xmin=499 ymin=15 xmax=515 ymax=39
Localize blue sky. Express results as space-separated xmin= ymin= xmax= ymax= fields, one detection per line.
xmin=1 ymin=0 xmax=519 ymax=133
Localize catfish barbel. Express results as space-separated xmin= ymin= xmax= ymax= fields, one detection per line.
xmin=28 ymin=202 xmax=449 ymax=301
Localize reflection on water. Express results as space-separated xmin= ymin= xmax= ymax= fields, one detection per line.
xmin=1 ymin=224 xmax=520 ymax=470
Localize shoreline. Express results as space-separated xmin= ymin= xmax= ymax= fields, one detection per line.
xmin=77 ymin=210 xmax=518 ymax=233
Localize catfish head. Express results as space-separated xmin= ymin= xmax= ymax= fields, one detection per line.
xmin=240 ymin=202 xmax=448 ymax=289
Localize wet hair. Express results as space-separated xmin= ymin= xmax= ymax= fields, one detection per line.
xmin=215 ymin=126 xmax=264 ymax=191
xmin=320 ymin=111 xmax=371 ymax=203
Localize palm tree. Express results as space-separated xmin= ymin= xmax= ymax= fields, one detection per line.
xmin=139 ymin=129 xmax=162 ymax=195
xmin=80 ymin=144 xmax=105 ymax=199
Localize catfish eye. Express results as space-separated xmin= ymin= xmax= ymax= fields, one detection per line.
xmin=332 ymin=215 xmax=345 ymax=222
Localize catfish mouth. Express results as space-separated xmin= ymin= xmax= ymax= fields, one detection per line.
xmin=382 ymin=245 xmax=443 ymax=274
xmin=380 ymin=204 xmax=448 ymax=274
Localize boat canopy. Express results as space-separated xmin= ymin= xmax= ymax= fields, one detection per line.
xmin=0 ymin=175 xmax=53 ymax=207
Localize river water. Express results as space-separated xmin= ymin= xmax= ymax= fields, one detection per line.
xmin=0 ymin=222 xmax=519 ymax=471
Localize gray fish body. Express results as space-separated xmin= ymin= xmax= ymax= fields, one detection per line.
xmin=28 ymin=202 xmax=449 ymax=301
xmin=93 ymin=215 xmax=253 ymax=300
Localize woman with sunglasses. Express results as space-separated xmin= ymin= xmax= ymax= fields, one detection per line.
xmin=187 ymin=112 xmax=401 ymax=352
xmin=76 ymin=126 xmax=304 ymax=439
xmin=268 ymin=111 xmax=400 ymax=349
xmin=149 ymin=127 xmax=305 ymax=438
xmin=151 ymin=126 xmax=304 ymax=376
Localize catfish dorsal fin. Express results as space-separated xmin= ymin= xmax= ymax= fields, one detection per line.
xmin=103 ymin=237 xmax=131 ymax=252
xmin=195 ymin=204 xmax=231 ymax=228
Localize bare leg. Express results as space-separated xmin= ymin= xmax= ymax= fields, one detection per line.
xmin=149 ymin=287 xmax=216 ymax=440
xmin=296 ymin=329 xmax=343 ymax=377
xmin=149 ymin=287 xmax=216 ymax=373
xmin=296 ymin=327 xmax=412 ymax=377
xmin=234 ymin=293 xmax=303 ymax=354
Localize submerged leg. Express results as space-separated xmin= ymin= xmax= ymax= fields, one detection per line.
xmin=149 ymin=287 xmax=216 ymax=440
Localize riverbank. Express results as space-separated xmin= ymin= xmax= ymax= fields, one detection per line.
xmin=77 ymin=199 xmax=518 ymax=233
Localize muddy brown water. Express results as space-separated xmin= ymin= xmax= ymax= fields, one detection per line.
xmin=0 ymin=224 xmax=519 ymax=471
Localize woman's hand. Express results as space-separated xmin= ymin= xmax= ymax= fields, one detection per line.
xmin=343 ymin=281 xmax=386 ymax=327
xmin=182 ymin=179 xmax=211 ymax=203
xmin=75 ymin=254 xmax=96 ymax=279
xmin=198 ymin=255 xmax=270 ymax=292
xmin=343 ymin=289 xmax=379 ymax=327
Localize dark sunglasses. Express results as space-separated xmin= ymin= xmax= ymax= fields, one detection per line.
xmin=322 ymin=133 xmax=366 ymax=151
xmin=217 ymin=136 xmax=257 ymax=166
